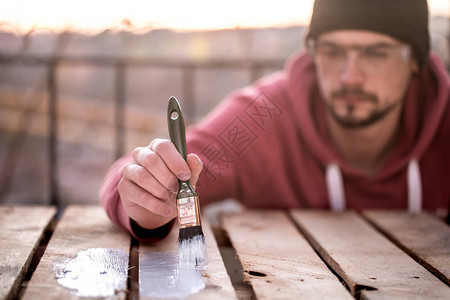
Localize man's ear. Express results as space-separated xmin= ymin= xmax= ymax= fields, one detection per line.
xmin=411 ymin=59 xmax=419 ymax=74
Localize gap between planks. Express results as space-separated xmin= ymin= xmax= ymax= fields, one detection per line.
xmin=16 ymin=216 xmax=58 ymax=300
xmin=127 ymin=237 xmax=139 ymax=300
xmin=138 ymin=217 xmax=237 ymax=300
xmin=21 ymin=205 xmax=131 ymax=300
xmin=0 ymin=205 xmax=57 ymax=300
xmin=221 ymin=210 xmax=353 ymax=300
xmin=362 ymin=210 xmax=450 ymax=287
xmin=290 ymin=210 xmax=450 ymax=299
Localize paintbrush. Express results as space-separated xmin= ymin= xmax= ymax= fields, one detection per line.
xmin=167 ymin=96 xmax=207 ymax=268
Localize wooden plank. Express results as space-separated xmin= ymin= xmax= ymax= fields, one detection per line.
xmin=0 ymin=205 xmax=56 ymax=299
xmin=363 ymin=210 xmax=450 ymax=285
xmin=222 ymin=210 xmax=352 ymax=299
xmin=359 ymin=288 xmax=450 ymax=300
xmin=139 ymin=218 xmax=237 ymax=300
xmin=22 ymin=205 xmax=131 ymax=300
xmin=290 ymin=210 xmax=450 ymax=299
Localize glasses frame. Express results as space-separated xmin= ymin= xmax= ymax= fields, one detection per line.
xmin=306 ymin=38 xmax=412 ymax=75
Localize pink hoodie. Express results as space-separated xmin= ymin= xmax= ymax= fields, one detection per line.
xmin=100 ymin=51 xmax=450 ymax=239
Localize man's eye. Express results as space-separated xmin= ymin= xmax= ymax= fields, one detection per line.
xmin=364 ymin=49 xmax=389 ymax=59
xmin=321 ymin=46 xmax=344 ymax=57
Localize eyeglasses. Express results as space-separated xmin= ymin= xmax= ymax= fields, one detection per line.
xmin=307 ymin=39 xmax=411 ymax=75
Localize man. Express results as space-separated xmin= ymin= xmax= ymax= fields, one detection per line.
xmin=100 ymin=0 xmax=449 ymax=241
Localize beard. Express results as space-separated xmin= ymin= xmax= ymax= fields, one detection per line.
xmin=326 ymin=86 xmax=401 ymax=129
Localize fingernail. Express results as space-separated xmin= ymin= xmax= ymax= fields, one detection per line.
xmin=178 ymin=171 xmax=190 ymax=181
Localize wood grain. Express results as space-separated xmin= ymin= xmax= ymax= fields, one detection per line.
xmin=222 ymin=210 xmax=352 ymax=299
xmin=363 ymin=210 xmax=450 ymax=285
xmin=139 ymin=217 xmax=237 ymax=300
xmin=291 ymin=210 xmax=450 ymax=299
xmin=0 ymin=205 xmax=56 ymax=299
xmin=22 ymin=205 xmax=131 ymax=300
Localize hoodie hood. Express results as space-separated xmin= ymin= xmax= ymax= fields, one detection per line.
xmin=286 ymin=51 xmax=449 ymax=179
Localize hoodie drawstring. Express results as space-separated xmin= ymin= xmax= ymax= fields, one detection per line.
xmin=407 ymin=159 xmax=422 ymax=212
xmin=326 ymin=164 xmax=346 ymax=211
xmin=325 ymin=160 xmax=422 ymax=212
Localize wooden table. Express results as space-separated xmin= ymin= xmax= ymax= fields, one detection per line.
xmin=1 ymin=205 xmax=449 ymax=299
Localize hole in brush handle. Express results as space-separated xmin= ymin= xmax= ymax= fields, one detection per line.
xmin=170 ymin=111 xmax=179 ymax=120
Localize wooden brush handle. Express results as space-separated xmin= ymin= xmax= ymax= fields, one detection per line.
xmin=167 ymin=96 xmax=187 ymax=161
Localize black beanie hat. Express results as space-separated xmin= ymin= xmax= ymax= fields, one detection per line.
xmin=306 ymin=0 xmax=430 ymax=69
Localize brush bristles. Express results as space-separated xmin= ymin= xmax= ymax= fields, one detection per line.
xmin=178 ymin=225 xmax=204 ymax=241
xmin=178 ymin=226 xmax=208 ymax=268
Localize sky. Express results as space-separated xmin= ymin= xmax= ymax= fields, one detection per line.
xmin=0 ymin=0 xmax=448 ymax=34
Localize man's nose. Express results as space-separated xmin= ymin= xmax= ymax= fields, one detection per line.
xmin=339 ymin=53 xmax=365 ymax=86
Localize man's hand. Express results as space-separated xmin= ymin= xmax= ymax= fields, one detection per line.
xmin=118 ymin=138 xmax=203 ymax=230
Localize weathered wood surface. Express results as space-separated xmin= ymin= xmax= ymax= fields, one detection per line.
xmin=0 ymin=205 xmax=56 ymax=299
xmin=22 ymin=205 xmax=131 ymax=300
xmin=290 ymin=210 xmax=450 ymax=299
xmin=139 ymin=217 xmax=237 ymax=300
xmin=3 ymin=205 xmax=448 ymax=299
xmin=222 ymin=210 xmax=352 ymax=299
xmin=363 ymin=210 xmax=450 ymax=285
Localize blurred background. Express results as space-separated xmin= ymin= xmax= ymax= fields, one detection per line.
xmin=0 ymin=0 xmax=448 ymax=207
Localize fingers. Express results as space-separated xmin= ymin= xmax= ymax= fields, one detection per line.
xmin=149 ymin=139 xmax=191 ymax=181
xmin=118 ymin=175 xmax=176 ymax=219
xmin=122 ymin=163 xmax=175 ymax=200
xmin=118 ymin=138 xmax=204 ymax=228
xmin=132 ymin=146 xmax=178 ymax=193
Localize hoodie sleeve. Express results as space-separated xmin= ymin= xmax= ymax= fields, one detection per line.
xmin=99 ymin=154 xmax=174 ymax=242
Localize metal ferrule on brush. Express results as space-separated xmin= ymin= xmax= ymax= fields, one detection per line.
xmin=176 ymin=181 xmax=201 ymax=228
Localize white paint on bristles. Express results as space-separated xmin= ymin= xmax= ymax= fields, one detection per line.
xmin=178 ymin=235 xmax=208 ymax=268
xmin=53 ymin=248 xmax=128 ymax=297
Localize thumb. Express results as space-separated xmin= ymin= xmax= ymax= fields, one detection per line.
xmin=186 ymin=153 xmax=203 ymax=188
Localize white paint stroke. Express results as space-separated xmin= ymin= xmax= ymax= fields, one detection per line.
xmin=53 ymin=248 xmax=129 ymax=297
xmin=139 ymin=251 xmax=205 ymax=299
